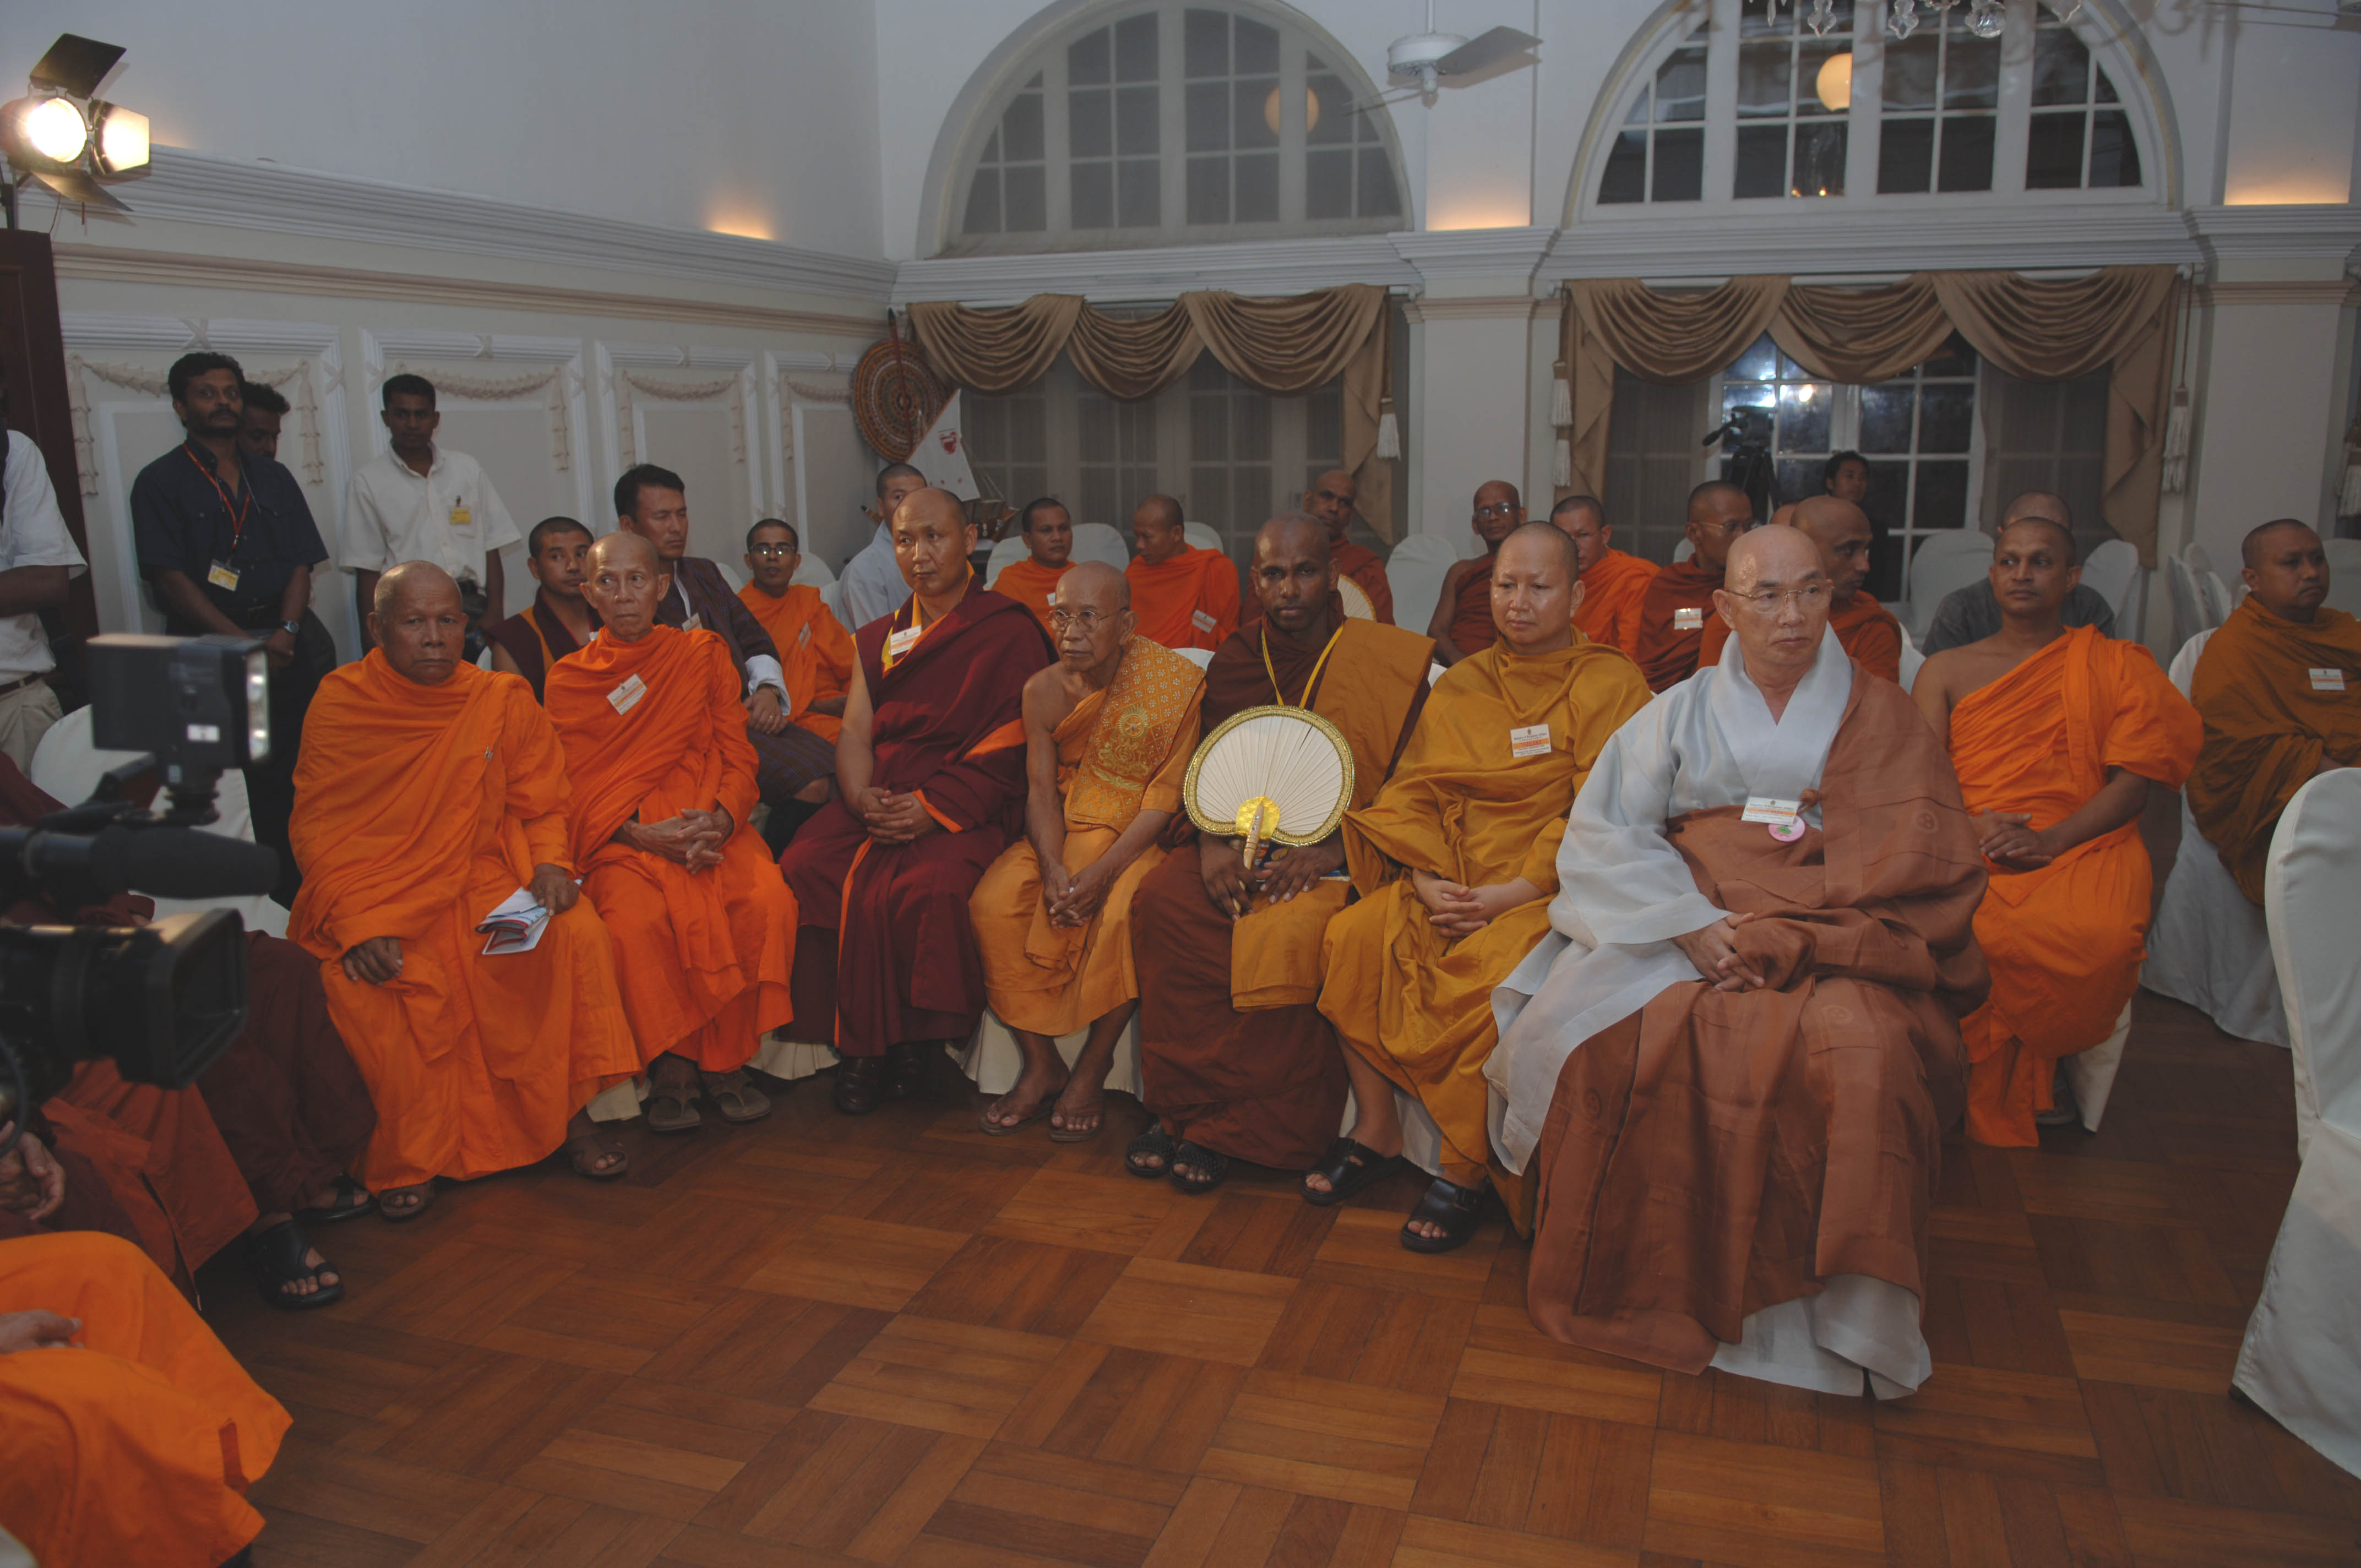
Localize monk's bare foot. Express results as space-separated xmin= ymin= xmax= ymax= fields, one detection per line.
xmin=981 ymin=1060 xmax=1068 ymax=1133
xmin=379 ymin=1184 xmax=435 ymax=1221
xmin=1048 ymin=1077 xmax=1106 ymax=1140
xmin=248 ymin=1216 xmax=344 ymax=1308
xmin=1303 ymin=1123 xmax=1402 ymax=1197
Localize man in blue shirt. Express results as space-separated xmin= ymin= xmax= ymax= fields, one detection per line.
xmin=130 ymin=352 xmax=334 ymax=905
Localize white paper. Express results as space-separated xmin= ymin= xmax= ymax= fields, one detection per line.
xmin=477 ymin=886 xmax=551 ymax=956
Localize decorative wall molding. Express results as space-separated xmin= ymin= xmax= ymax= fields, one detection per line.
xmin=1390 ymin=227 xmax=1556 ymax=284
xmin=2199 ymin=280 xmax=2361 ymax=307
xmin=1539 ymin=206 xmax=2208 ymax=282
xmin=893 ymin=235 xmax=1419 ymax=306
xmin=360 ymin=330 xmax=595 ymax=518
xmin=591 ymin=342 xmax=761 ymax=484
xmin=2189 ymin=204 xmax=2361 ymax=266
xmin=1403 ymin=296 xmax=1553 ymax=323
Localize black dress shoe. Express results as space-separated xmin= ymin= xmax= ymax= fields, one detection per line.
xmin=884 ymin=1041 xmax=927 ymax=1100
xmin=833 ymin=1056 xmax=884 ymax=1115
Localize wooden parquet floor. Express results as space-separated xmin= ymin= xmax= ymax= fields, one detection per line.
xmin=198 ymin=803 xmax=2361 ymax=1567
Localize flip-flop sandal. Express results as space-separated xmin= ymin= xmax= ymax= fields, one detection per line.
xmin=249 ymin=1218 xmax=344 ymax=1310
xmin=1125 ymin=1122 xmax=1176 ymax=1179
xmin=1301 ymin=1136 xmax=1407 ymax=1208
xmin=1168 ymin=1140 xmax=1229 ymax=1195
xmin=565 ymin=1131 xmax=630 ymax=1180
xmin=644 ymin=1090 xmax=703 ymax=1134
xmin=297 ymin=1174 xmax=376 ymax=1225
xmin=979 ymin=1099 xmax=1054 ymax=1137
xmin=701 ymin=1070 xmax=773 ymax=1124
xmin=1047 ymin=1107 xmax=1104 ymax=1144
xmin=378 ymin=1183 xmax=437 ymax=1222
xmin=1401 ymin=1177 xmax=1488 ymax=1254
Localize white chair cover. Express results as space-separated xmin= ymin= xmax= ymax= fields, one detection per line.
xmin=2081 ymin=539 xmax=2140 ymax=624
xmin=715 ymin=559 xmax=746 ymax=593
xmin=1671 ymin=537 xmax=1695 ymax=563
xmin=26 ymin=706 xmax=287 ymax=939
xmin=1182 ymin=521 xmax=1224 ymax=556
xmin=2183 ymin=542 xmax=2215 ymax=576
xmin=2197 ymin=568 xmax=2235 ymax=629
xmin=2163 ymin=555 xmax=2204 ymax=657
xmin=983 ymin=535 xmax=1029 ymax=589
xmin=2325 ymin=538 xmax=2361 ymax=618
xmin=819 ymin=579 xmax=850 ymax=627
xmin=1071 ymin=522 xmax=1132 ymax=570
xmin=1385 ymin=535 xmax=1461 ymax=638
xmin=1897 ymin=623 xmax=1925 ymax=692
xmin=1174 ymin=645 xmax=1215 ymax=670
xmin=2233 ymin=768 xmax=2361 ymax=1479
xmin=791 ymin=552 xmax=837 ymax=587
xmin=1907 ymin=530 xmax=1996 ymax=641
xmin=2141 ymin=629 xmax=2290 ymax=1047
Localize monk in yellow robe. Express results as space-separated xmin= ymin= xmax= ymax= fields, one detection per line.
xmin=1914 ymin=518 xmax=2200 ymax=1145
xmin=0 ymin=1231 xmax=290 ymax=1568
xmin=737 ymin=518 xmax=855 ymax=850
xmin=971 ymin=562 xmax=1204 ymax=1139
xmin=992 ymin=498 xmax=1075 ymax=639
xmin=2188 ymin=519 xmax=2361 ymax=904
xmin=1127 ymin=494 xmax=1238 ymax=651
xmin=547 ymin=532 xmax=798 ymax=1134
xmin=1552 ymin=494 xmax=1657 ymax=656
xmin=1633 ymin=481 xmax=1753 ymax=691
xmin=1315 ymin=523 xmax=1650 ymax=1249
xmin=1697 ymin=497 xmax=1902 ymax=681
xmin=292 ymin=563 xmax=639 ymax=1217
xmin=1428 ymin=479 xmax=1523 ymax=665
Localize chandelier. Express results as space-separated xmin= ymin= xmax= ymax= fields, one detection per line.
xmin=1775 ymin=0 xmax=2082 ymax=39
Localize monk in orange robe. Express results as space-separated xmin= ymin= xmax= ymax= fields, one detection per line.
xmin=992 ymin=497 xmax=1076 ymax=639
xmin=1916 ymin=518 xmax=2200 ymax=1145
xmin=1696 ymin=497 xmax=1902 ymax=680
xmin=972 ymin=562 xmax=1203 ymax=1140
xmin=737 ymin=518 xmax=855 ymax=851
xmin=1129 ymin=515 xmax=1434 ymax=1192
xmin=2188 ymin=519 xmax=2361 ymax=905
xmin=0 ymin=1231 xmax=290 ymax=1568
xmin=1552 ymin=494 xmax=1657 ymax=656
xmin=547 ymin=532 xmax=798 ymax=1134
xmin=1428 ymin=479 xmax=1523 ymax=665
xmin=1244 ymin=470 xmax=1394 ymax=626
xmin=1127 ymin=493 xmax=1238 ymax=651
xmin=293 ymin=563 xmax=640 ymax=1216
xmin=1633 ymin=480 xmax=1753 ymax=691
xmin=1315 ymin=524 xmax=1649 ymax=1249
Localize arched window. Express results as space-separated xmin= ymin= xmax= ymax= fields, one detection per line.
xmin=946 ymin=2 xmax=1406 ymax=254
xmin=1589 ymin=0 xmax=2152 ymax=211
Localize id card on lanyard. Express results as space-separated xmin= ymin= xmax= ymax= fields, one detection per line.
xmin=186 ymin=445 xmax=252 ymax=591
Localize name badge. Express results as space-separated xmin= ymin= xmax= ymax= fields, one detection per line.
xmin=607 ymin=673 xmax=647 ymax=715
xmin=1192 ymin=609 xmax=1217 ymax=633
xmin=206 ymin=561 xmax=241 ymax=591
xmin=1743 ymin=795 xmax=1806 ymax=842
xmin=1509 ymin=723 xmax=1552 ymax=759
xmin=796 ymin=623 xmax=812 ymax=649
xmin=449 ymin=504 xmax=472 ymax=530
xmin=1673 ymin=606 xmax=1705 ymax=631
xmin=2310 ymin=667 xmax=2346 ymax=692
xmin=886 ymin=625 xmax=923 ymax=660
xmin=681 ymin=612 xmax=703 ymax=634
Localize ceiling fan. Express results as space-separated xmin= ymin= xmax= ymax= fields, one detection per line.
xmin=1369 ymin=3 xmax=1543 ymax=109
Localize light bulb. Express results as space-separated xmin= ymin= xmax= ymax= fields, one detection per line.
xmin=1265 ymin=86 xmax=1319 ymax=136
xmin=1816 ymin=51 xmax=1854 ymax=111
xmin=1967 ymin=0 xmax=2005 ymax=37
xmin=95 ymin=103 xmax=148 ymax=173
xmin=20 ymin=96 xmax=87 ymax=162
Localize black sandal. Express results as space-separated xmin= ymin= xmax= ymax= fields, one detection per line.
xmin=248 ymin=1218 xmax=344 ymax=1311
xmin=1401 ymin=1177 xmax=1487 ymax=1254
xmin=1168 ymin=1140 xmax=1229 ymax=1195
xmin=1301 ymin=1137 xmax=1407 ymax=1208
xmin=297 ymin=1174 xmax=374 ymax=1225
xmin=1125 ymin=1122 xmax=1176 ymax=1180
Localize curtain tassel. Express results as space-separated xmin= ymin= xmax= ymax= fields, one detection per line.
xmin=1375 ymin=398 xmax=1401 ymax=461
xmin=1549 ymin=373 xmax=1571 ymax=429
xmin=1553 ymin=435 xmax=1572 ymax=489
xmin=2160 ymin=385 xmax=2191 ymax=495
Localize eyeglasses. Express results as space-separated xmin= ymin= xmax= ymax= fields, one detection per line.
xmin=748 ymin=543 xmax=796 ymax=558
xmin=1733 ymin=584 xmax=1831 ymax=616
xmin=1475 ymin=503 xmax=1520 ymax=520
xmin=1049 ymin=608 xmax=1111 ymax=632
xmin=1696 ymin=519 xmax=1756 ymax=538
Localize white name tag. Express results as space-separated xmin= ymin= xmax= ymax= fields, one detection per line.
xmin=607 ymin=673 xmax=646 ymax=715
xmin=1673 ymin=606 xmax=1705 ymax=631
xmin=796 ymin=623 xmax=812 ymax=649
xmin=886 ymin=625 xmax=923 ymax=660
xmin=2310 ymin=667 xmax=2346 ymax=692
xmin=1742 ymin=796 xmax=1802 ymax=827
xmin=681 ymin=612 xmax=703 ymax=633
xmin=1192 ymin=609 xmax=1217 ymax=633
xmin=1509 ymin=723 xmax=1552 ymax=760
xmin=206 ymin=561 xmax=241 ymax=591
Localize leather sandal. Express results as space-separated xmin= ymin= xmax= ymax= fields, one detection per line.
xmin=1168 ymin=1140 xmax=1230 ymax=1195
xmin=297 ymin=1173 xmax=375 ymax=1225
xmin=702 ymin=1069 xmax=773 ymax=1124
xmin=645 ymin=1057 xmax=703 ymax=1133
xmin=248 ymin=1219 xmax=343 ymax=1310
xmin=565 ymin=1129 xmax=630 ymax=1180
xmin=833 ymin=1056 xmax=884 ymax=1115
xmin=1125 ymin=1121 xmax=1176 ymax=1179
xmin=1400 ymin=1177 xmax=1487 ymax=1254
xmin=1301 ymin=1136 xmax=1407 ymax=1208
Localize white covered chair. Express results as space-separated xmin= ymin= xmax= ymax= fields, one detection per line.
xmin=1385 ymin=534 xmax=1461 ymax=638
xmin=715 ymin=559 xmax=746 ymax=593
xmin=2163 ymin=553 xmax=2206 ymax=657
xmin=1897 ymin=622 xmax=1925 ymax=693
xmin=2140 ymin=628 xmax=2290 ymax=1047
xmin=2197 ymin=566 xmax=2237 ymax=629
xmin=819 ymin=579 xmax=848 ymax=625
xmin=1907 ymin=530 xmax=1995 ymax=642
xmin=1071 ymin=522 xmax=1131 ymax=570
xmin=792 ymin=551 xmax=837 ymax=587
xmin=1182 ymin=521 xmax=1223 ymax=556
xmin=1174 ymin=645 xmax=1215 ymax=670
xmin=2081 ymin=538 xmax=2143 ymax=635
xmin=2324 ymin=538 xmax=2361 ymax=618
xmin=2233 ymin=767 xmax=2361 ymax=1479
xmin=983 ymin=535 xmax=1030 ymax=589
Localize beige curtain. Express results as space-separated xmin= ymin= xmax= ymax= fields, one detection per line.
xmin=909 ymin=284 xmax=1395 ymax=537
xmin=1559 ymin=267 xmax=2180 ymax=564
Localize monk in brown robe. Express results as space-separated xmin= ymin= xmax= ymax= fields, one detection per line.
xmin=1493 ymin=526 xmax=1986 ymax=1396
xmin=971 ymin=562 xmax=1204 ymax=1139
xmin=1428 ymin=479 xmax=1523 ymax=665
xmin=779 ymin=489 xmax=1055 ymax=1113
xmin=487 ymin=515 xmax=600 ymax=700
xmin=1315 ymin=524 xmax=1650 ymax=1249
xmin=1552 ymin=494 xmax=1658 ymax=657
xmin=992 ymin=498 xmax=1075 ymax=640
xmin=1633 ymin=480 xmax=1753 ymax=691
xmin=1697 ymin=497 xmax=1903 ymax=680
xmin=1129 ymin=514 xmax=1434 ymax=1191
xmin=2189 ymin=519 xmax=2361 ymax=904
xmin=1244 ymin=470 xmax=1394 ymax=626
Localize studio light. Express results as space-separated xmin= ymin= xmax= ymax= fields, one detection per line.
xmin=94 ymin=102 xmax=149 ymax=176
xmin=15 ymin=96 xmax=85 ymax=164
xmin=1 ymin=34 xmax=149 ymax=227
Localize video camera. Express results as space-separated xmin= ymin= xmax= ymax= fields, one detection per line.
xmin=1702 ymin=403 xmax=1776 ymax=524
xmin=0 ymin=634 xmax=282 ymax=1153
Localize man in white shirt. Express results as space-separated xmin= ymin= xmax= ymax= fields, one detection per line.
xmin=834 ymin=462 xmax=927 ymax=631
xmin=342 ymin=373 xmax=519 ymax=651
xmin=0 ymin=368 xmax=88 ymax=768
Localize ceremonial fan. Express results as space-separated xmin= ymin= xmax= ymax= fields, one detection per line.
xmin=1336 ymin=576 xmax=1375 ymax=621
xmin=1184 ymin=705 xmax=1357 ymax=869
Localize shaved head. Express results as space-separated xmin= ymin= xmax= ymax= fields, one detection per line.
xmin=374 ymin=559 xmax=460 ymax=619
xmin=369 ymin=562 xmax=466 ymax=685
xmin=1793 ymin=495 xmax=1873 ymax=601
xmin=1717 ymin=524 xmax=1831 ymax=687
xmin=584 ymin=529 xmax=670 ymax=641
xmin=1997 ymin=515 xmax=2077 ymax=564
xmin=1131 ymin=493 xmax=1189 ymax=564
xmin=591 ymin=529 xmax=661 ymax=576
xmin=1251 ymin=512 xmax=1336 ymax=635
xmin=1724 ymin=524 xmax=1826 ymax=596
xmin=2003 ymin=491 xmax=2071 ymax=530
xmin=2241 ymin=518 xmax=2330 ymax=622
xmin=1058 ymin=558 xmax=1129 ymax=610
xmin=1504 ymin=519 xmax=1581 ymax=580
xmin=2243 ymin=518 xmax=2319 ymax=570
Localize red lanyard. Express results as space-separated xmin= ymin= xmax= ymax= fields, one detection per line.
xmin=183 ymin=445 xmax=252 ymax=554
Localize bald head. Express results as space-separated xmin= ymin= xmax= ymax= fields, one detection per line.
xmin=1996 ymin=515 xmax=2076 ymax=565
xmin=891 ymin=487 xmax=979 ymax=600
xmin=1132 ymin=494 xmax=1189 ymax=564
xmin=584 ymin=530 xmax=670 ymax=641
xmin=1493 ymin=524 xmax=1584 ymax=656
xmin=1471 ymin=479 xmax=1524 ymax=549
xmin=374 ymin=559 xmax=460 ymax=620
xmin=370 ymin=562 xmax=467 ymax=685
xmin=1684 ymin=481 xmax=1754 ymax=572
xmin=2243 ymin=518 xmax=2319 ymax=571
xmin=1048 ymin=559 xmax=1134 ymax=673
xmin=1058 ymin=558 xmax=1129 ymax=611
xmin=1724 ymin=523 xmax=1826 ymax=596
xmin=1793 ymin=495 xmax=1873 ymax=601
xmin=2242 ymin=518 xmax=2330 ymax=621
xmin=2003 ymin=491 xmax=2071 ymax=530
xmin=1717 ymin=525 xmax=1831 ymax=686
xmin=1303 ymin=469 xmax=1358 ymax=538
xmin=1252 ymin=512 xmax=1336 ymax=636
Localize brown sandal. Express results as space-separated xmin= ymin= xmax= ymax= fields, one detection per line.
xmin=566 ymin=1129 xmax=629 ymax=1180
xmin=701 ymin=1069 xmax=773 ymax=1124
xmin=378 ymin=1183 xmax=436 ymax=1222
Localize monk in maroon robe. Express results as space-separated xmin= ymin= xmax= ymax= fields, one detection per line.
xmin=779 ymin=488 xmax=1054 ymax=1112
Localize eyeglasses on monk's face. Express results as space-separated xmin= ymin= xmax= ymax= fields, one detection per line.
xmin=1049 ymin=607 xmax=1111 ymax=632
xmin=1696 ymin=518 xmax=1756 ymax=538
xmin=748 ymin=542 xmax=796 ymax=558
xmin=1474 ymin=502 xmax=1520 ymax=520
xmin=1734 ymin=583 xmax=1831 ymax=615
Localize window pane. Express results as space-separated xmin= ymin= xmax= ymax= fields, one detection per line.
xmin=1860 ymin=385 xmax=1915 ymax=453
xmin=1357 ymin=150 xmax=1401 ymax=216
xmin=1794 ymin=120 xmax=1846 ymax=195
xmin=1878 ymin=118 xmax=1933 ymax=193
xmin=1234 ymin=390 xmax=1271 ymax=462
xmin=1919 ymin=383 xmax=1973 ymax=452
xmin=1775 ymin=458 xmax=1823 ymax=505
xmin=1600 ymin=131 xmax=1647 ymax=204
xmin=1188 ymin=155 xmax=1228 ymax=224
xmin=2025 ymin=113 xmax=2085 ymax=188
xmin=1777 ymin=383 xmax=1831 ymax=452
xmin=1798 ymin=41 xmax=1849 ymax=115
xmin=1236 ymin=151 xmax=1278 ymax=221
xmin=1004 ymin=92 xmax=1045 ymax=161
xmin=1238 ymin=17 xmax=1279 ymax=74
xmin=1653 ymin=127 xmax=1704 ymax=200
xmin=1307 ymin=69 xmax=1351 ymax=145
xmin=1071 ymin=162 xmax=1113 ymax=227
xmin=1738 ymin=42 xmax=1793 ymax=118
xmin=2090 ymin=110 xmax=2140 ymax=187
xmin=1308 ymin=149 xmax=1353 ymax=217
xmin=1186 ymin=81 xmax=1227 ymax=152
xmin=1913 ymin=461 xmax=1968 ymax=529
xmin=2032 ymin=26 xmax=2090 ymax=106
xmin=1114 ymin=14 xmax=1158 ymax=81
xmin=1936 ymin=115 xmax=1994 ymax=192
xmin=1735 ymin=124 xmax=1788 ymax=198
xmin=1006 ymin=165 xmax=1047 ymax=230
xmin=1944 ymin=34 xmax=1999 ymax=110
xmin=963 ymin=170 xmax=1002 ymax=233
xmin=1185 ymin=8 xmax=1227 ymax=77
xmin=1069 ymin=28 xmax=1109 ymax=86
xmin=1657 ymin=46 xmax=1709 ymax=121
xmin=1237 ymin=80 xmax=1279 ymax=149
xmin=1070 ymin=90 xmax=1111 ymax=158
xmin=1117 ymin=85 xmax=1158 ymax=154
xmin=1729 ymin=335 xmax=1778 ymax=383
xmin=2095 ymin=65 xmax=2120 ymax=105
xmin=1117 ymin=158 xmax=1160 ymax=226
xmin=1865 ymin=461 xmax=1910 ymax=534
xmin=1884 ymin=35 xmax=1938 ymax=112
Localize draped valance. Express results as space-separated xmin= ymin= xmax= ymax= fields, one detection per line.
xmin=1559 ymin=267 xmax=2178 ymax=565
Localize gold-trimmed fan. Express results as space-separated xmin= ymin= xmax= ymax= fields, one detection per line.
xmin=1336 ymin=576 xmax=1375 ymax=620
xmin=1184 ymin=705 xmax=1357 ymax=867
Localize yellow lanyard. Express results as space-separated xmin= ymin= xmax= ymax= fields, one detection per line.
xmin=1260 ymin=623 xmax=1345 ymax=708
xmin=880 ymin=567 xmax=969 ymax=673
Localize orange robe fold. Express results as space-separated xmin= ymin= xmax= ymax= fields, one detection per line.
xmin=1633 ymin=557 xmax=1725 ymax=691
xmin=1244 ymin=539 xmax=1394 ymax=627
xmin=1949 ymin=626 xmax=2200 ymax=1146
xmin=0 ymin=1232 xmax=290 ymax=1568
xmin=738 ymin=580 xmax=856 ymax=745
xmin=1318 ymin=641 xmax=1650 ymax=1199
xmin=972 ymin=639 xmax=1204 ymax=1035
xmin=992 ymin=556 xmax=1071 ymax=640
xmin=1442 ymin=558 xmax=1498 ymax=657
xmin=2187 ymin=597 xmax=2361 ymax=905
xmin=547 ymin=626 xmax=797 ymax=1071
xmin=291 ymin=655 xmax=639 ymax=1189
xmin=1127 ymin=546 xmax=1240 ymax=651
xmin=1698 ymin=590 xmax=1903 ymax=682
xmin=1573 ymin=547 xmax=1658 ymax=656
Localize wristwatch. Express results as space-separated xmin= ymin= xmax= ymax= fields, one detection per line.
xmin=278 ymin=619 xmax=302 ymax=638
